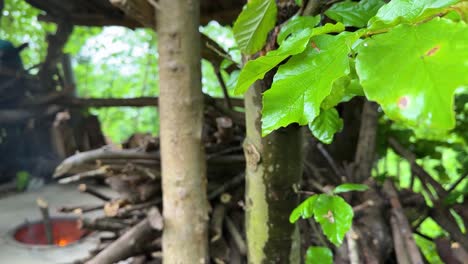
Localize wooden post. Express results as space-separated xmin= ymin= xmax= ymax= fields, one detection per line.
xmin=157 ymin=0 xmax=209 ymax=262
xmin=37 ymin=198 xmax=54 ymax=245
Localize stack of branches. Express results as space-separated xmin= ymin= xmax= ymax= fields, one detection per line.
xmin=54 ymin=108 xmax=248 ymax=264
xmin=301 ymin=134 xmax=468 ymax=264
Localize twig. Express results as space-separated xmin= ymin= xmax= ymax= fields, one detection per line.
xmin=207 ymin=146 xmax=243 ymax=160
xmin=296 ymin=190 xmax=316 ymax=196
xmin=205 ymin=42 xmax=237 ymax=66
xmin=78 ymin=218 xmax=128 ymax=232
xmin=389 ymin=137 xmax=447 ymax=198
xmin=57 ymin=204 xmax=104 ymax=214
xmin=225 ymin=216 xmax=247 ymax=256
xmin=316 ymin=143 xmax=343 ymax=182
xmin=447 ymin=174 xmax=467 ymax=194
xmin=37 ymin=198 xmax=54 ymax=244
xmin=383 ymin=180 xmax=424 ymax=263
xmin=85 ymin=217 xmax=159 ymax=264
xmin=78 ymin=184 xmax=111 ymax=201
xmin=58 ymin=166 xmax=108 ymax=184
xmin=213 ymin=65 xmax=233 ymax=109
xmin=117 ymin=199 xmax=162 ymax=217
xmin=208 ymin=173 xmax=244 ymax=200
xmin=414 ymin=231 xmax=434 ymax=242
xmin=346 ymin=228 xmax=360 ymax=264
xmin=210 ymin=203 xmax=226 ymax=242
xmin=352 ymin=200 xmax=374 ymax=213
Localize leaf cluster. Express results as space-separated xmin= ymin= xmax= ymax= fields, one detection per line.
xmin=233 ymin=0 xmax=467 ymax=143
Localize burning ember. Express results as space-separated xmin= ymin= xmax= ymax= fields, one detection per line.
xmin=13 ymin=218 xmax=88 ymax=246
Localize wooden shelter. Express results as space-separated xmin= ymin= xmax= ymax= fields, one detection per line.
xmin=0 ymin=0 xmax=244 ymax=184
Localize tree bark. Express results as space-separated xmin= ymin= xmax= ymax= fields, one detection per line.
xmin=243 ymin=81 xmax=303 ymax=263
xmin=157 ymin=0 xmax=209 ymax=263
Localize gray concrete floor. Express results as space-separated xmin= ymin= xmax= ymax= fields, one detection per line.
xmin=0 ymin=184 xmax=114 ymax=264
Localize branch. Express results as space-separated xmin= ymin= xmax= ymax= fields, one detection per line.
xmin=382 ymin=180 xmax=423 ymax=263
xmin=85 ymin=210 xmax=160 ymax=264
xmin=353 ymin=101 xmax=378 ymax=182
xmin=389 ymin=137 xmax=447 ymax=198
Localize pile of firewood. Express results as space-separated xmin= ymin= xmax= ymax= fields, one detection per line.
xmin=54 ymin=109 xmax=248 ymax=263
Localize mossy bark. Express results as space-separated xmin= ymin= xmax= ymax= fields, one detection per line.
xmin=244 ymin=81 xmax=303 ymax=264
xmin=157 ymin=0 xmax=209 ymax=263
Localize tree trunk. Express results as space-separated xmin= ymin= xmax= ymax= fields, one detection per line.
xmin=243 ymin=81 xmax=303 ymax=263
xmin=157 ymin=0 xmax=209 ymax=263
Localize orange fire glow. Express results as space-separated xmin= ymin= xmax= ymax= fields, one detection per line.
xmin=56 ymin=239 xmax=70 ymax=247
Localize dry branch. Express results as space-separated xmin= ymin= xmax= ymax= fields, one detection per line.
xmin=37 ymin=198 xmax=54 ymax=244
xmin=85 ymin=217 xmax=159 ymax=264
xmin=225 ymin=216 xmax=246 ymax=256
xmin=78 ymin=218 xmax=128 ymax=232
xmin=78 ymin=184 xmax=111 ymax=201
xmin=382 ymin=180 xmax=423 ymax=264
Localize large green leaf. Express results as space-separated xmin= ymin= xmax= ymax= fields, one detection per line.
xmin=308 ymin=108 xmax=344 ymax=144
xmin=313 ymin=194 xmax=354 ymax=246
xmin=277 ymin=15 xmax=320 ymax=44
xmin=356 ymin=18 xmax=468 ymax=136
xmin=234 ymin=27 xmax=314 ymax=95
xmin=233 ymin=0 xmax=277 ymax=54
xmin=289 ymin=195 xmax=318 ymax=223
xmin=306 ymin=247 xmax=333 ymax=264
xmin=234 ymin=23 xmax=345 ymax=95
xmin=262 ymin=32 xmax=358 ymax=135
xmin=325 ymin=0 xmax=385 ymax=28
xmin=321 ymin=66 xmax=365 ymax=110
xmin=368 ymin=0 xmax=460 ymax=29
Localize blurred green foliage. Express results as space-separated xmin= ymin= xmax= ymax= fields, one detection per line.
xmin=0 ymin=0 xmax=55 ymax=70
xmin=0 ymin=1 xmax=239 ymax=143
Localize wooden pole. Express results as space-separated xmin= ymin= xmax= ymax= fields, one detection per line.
xmin=36 ymin=198 xmax=54 ymax=245
xmin=157 ymin=0 xmax=209 ymax=262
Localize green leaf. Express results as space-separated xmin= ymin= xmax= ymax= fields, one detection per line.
xmin=233 ymin=0 xmax=277 ymax=54
xmin=333 ymin=183 xmax=369 ymax=194
xmin=277 ymin=15 xmax=320 ymax=44
xmin=234 ymin=27 xmax=314 ymax=95
xmin=368 ymin=0 xmax=460 ymax=29
xmin=308 ymin=108 xmax=344 ymax=144
xmin=313 ymin=194 xmax=354 ymax=246
xmin=356 ymin=18 xmax=468 ymax=136
xmin=262 ymin=32 xmax=359 ymax=135
xmin=234 ymin=23 xmax=345 ymax=95
xmin=325 ymin=0 xmax=385 ymax=28
xmin=295 ymin=0 xmax=303 ymax=6
xmin=306 ymin=247 xmax=333 ymax=264
xmin=289 ymin=195 xmax=318 ymax=223
xmin=16 ymin=171 xmax=30 ymax=191
xmin=321 ymin=70 xmax=365 ymax=110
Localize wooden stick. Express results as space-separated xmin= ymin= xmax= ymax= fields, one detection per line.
xmin=85 ymin=217 xmax=158 ymax=264
xmin=225 ymin=216 xmax=246 ymax=256
xmin=58 ymin=166 xmax=108 ymax=184
xmin=77 ymin=218 xmax=127 ymax=232
xmin=316 ymin=143 xmax=344 ymax=183
xmin=208 ymin=173 xmax=244 ymax=200
xmin=213 ymin=65 xmax=233 ymax=109
xmin=389 ymin=137 xmax=447 ymax=197
xmin=37 ymin=198 xmax=54 ymax=245
xmin=78 ymin=184 xmax=111 ymax=201
xmin=57 ymin=204 xmax=104 ymax=214
xmin=210 ymin=203 xmax=226 ymax=242
xmin=382 ymin=180 xmax=423 ymax=264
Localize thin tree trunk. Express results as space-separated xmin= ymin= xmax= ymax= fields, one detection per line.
xmin=244 ymin=81 xmax=303 ymax=263
xmin=157 ymin=0 xmax=209 ymax=263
